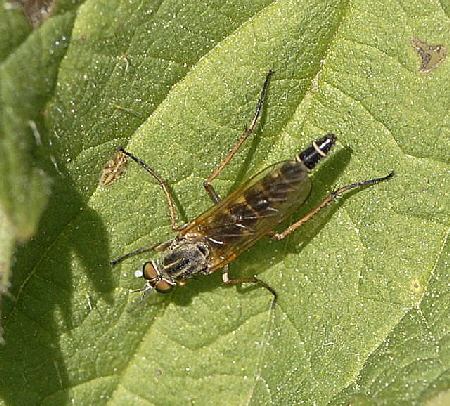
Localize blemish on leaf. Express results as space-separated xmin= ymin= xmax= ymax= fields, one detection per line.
xmin=425 ymin=388 xmax=450 ymax=406
xmin=7 ymin=0 xmax=56 ymax=28
xmin=411 ymin=37 xmax=447 ymax=74
xmin=113 ymin=104 xmax=144 ymax=119
xmin=409 ymin=278 xmax=424 ymax=295
xmin=100 ymin=150 xmax=128 ymax=186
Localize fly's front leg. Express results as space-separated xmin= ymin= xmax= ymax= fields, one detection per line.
xmin=110 ymin=243 xmax=160 ymax=266
xmin=222 ymin=266 xmax=278 ymax=308
xmin=269 ymin=171 xmax=394 ymax=241
xmin=203 ymin=70 xmax=275 ymax=203
xmin=111 ymin=148 xmax=184 ymax=266
xmin=111 ymin=240 xmax=173 ymax=266
xmin=118 ymin=147 xmax=184 ymax=232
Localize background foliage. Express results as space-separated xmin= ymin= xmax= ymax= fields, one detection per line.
xmin=1 ymin=0 xmax=449 ymax=404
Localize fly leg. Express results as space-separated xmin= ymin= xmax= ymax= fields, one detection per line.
xmin=117 ymin=147 xmax=185 ymax=232
xmin=203 ymin=70 xmax=275 ymax=203
xmin=110 ymin=148 xmax=184 ymax=266
xmin=110 ymin=243 xmax=160 ymax=266
xmin=268 ymin=172 xmax=394 ymax=240
xmin=110 ymin=240 xmax=172 ymax=266
xmin=204 ymin=70 xmax=275 ymax=304
xmin=222 ymin=265 xmax=278 ymax=308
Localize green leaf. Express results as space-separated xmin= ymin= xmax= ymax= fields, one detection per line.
xmin=1 ymin=0 xmax=449 ymax=405
xmin=0 ymin=0 xmax=78 ymax=343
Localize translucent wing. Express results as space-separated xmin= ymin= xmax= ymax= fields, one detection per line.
xmin=180 ymin=159 xmax=312 ymax=271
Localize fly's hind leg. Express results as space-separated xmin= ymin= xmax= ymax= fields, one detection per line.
xmin=269 ymin=171 xmax=395 ymax=241
xmin=222 ymin=266 xmax=278 ymax=308
xmin=203 ymin=70 xmax=275 ymax=203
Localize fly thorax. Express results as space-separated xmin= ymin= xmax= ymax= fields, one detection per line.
xmin=161 ymin=239 xmax=210 ymax=280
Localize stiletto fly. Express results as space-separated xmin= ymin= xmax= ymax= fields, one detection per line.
xmin=111 ymin=70 xmax=393 ymax=305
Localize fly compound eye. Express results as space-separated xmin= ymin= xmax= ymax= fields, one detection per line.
xmin=142 ymin=262 xmax=174 ymax=293
xmin=142 ymin=262 xmax=159 ymax=280
xmin=155 ymin=279 xmax=174 ymax=293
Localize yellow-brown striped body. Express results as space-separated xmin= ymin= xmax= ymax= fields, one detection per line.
xmin=154 ymin=135 xmax=337 ymax=285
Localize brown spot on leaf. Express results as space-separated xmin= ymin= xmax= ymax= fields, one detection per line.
xmin=411 ymin=37 xmax=447 ymax=74
xmin=8 ymin=0 xmax=56 ymax=28
xmin=100 ymin=150 xmax=128 ymax=186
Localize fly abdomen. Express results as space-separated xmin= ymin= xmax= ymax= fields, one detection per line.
xmin=204 ymin=209 xmax=258 ymax=248
xmin=181 ymin=134 xmax=339 ymax=268
xmin=238 ymin=134 xmax=337 ymax=223
xmin=298 ymin=134 xmax=336 ymax=169
xmin=244 ymin=160 xmax=309 ymax=215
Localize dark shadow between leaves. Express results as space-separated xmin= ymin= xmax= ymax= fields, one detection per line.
xmin=0 ymin=156 xmax=111 ymax=405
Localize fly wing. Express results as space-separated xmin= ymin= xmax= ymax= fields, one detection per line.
xmin=180 ymin=159 xmax=312 ymax=271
